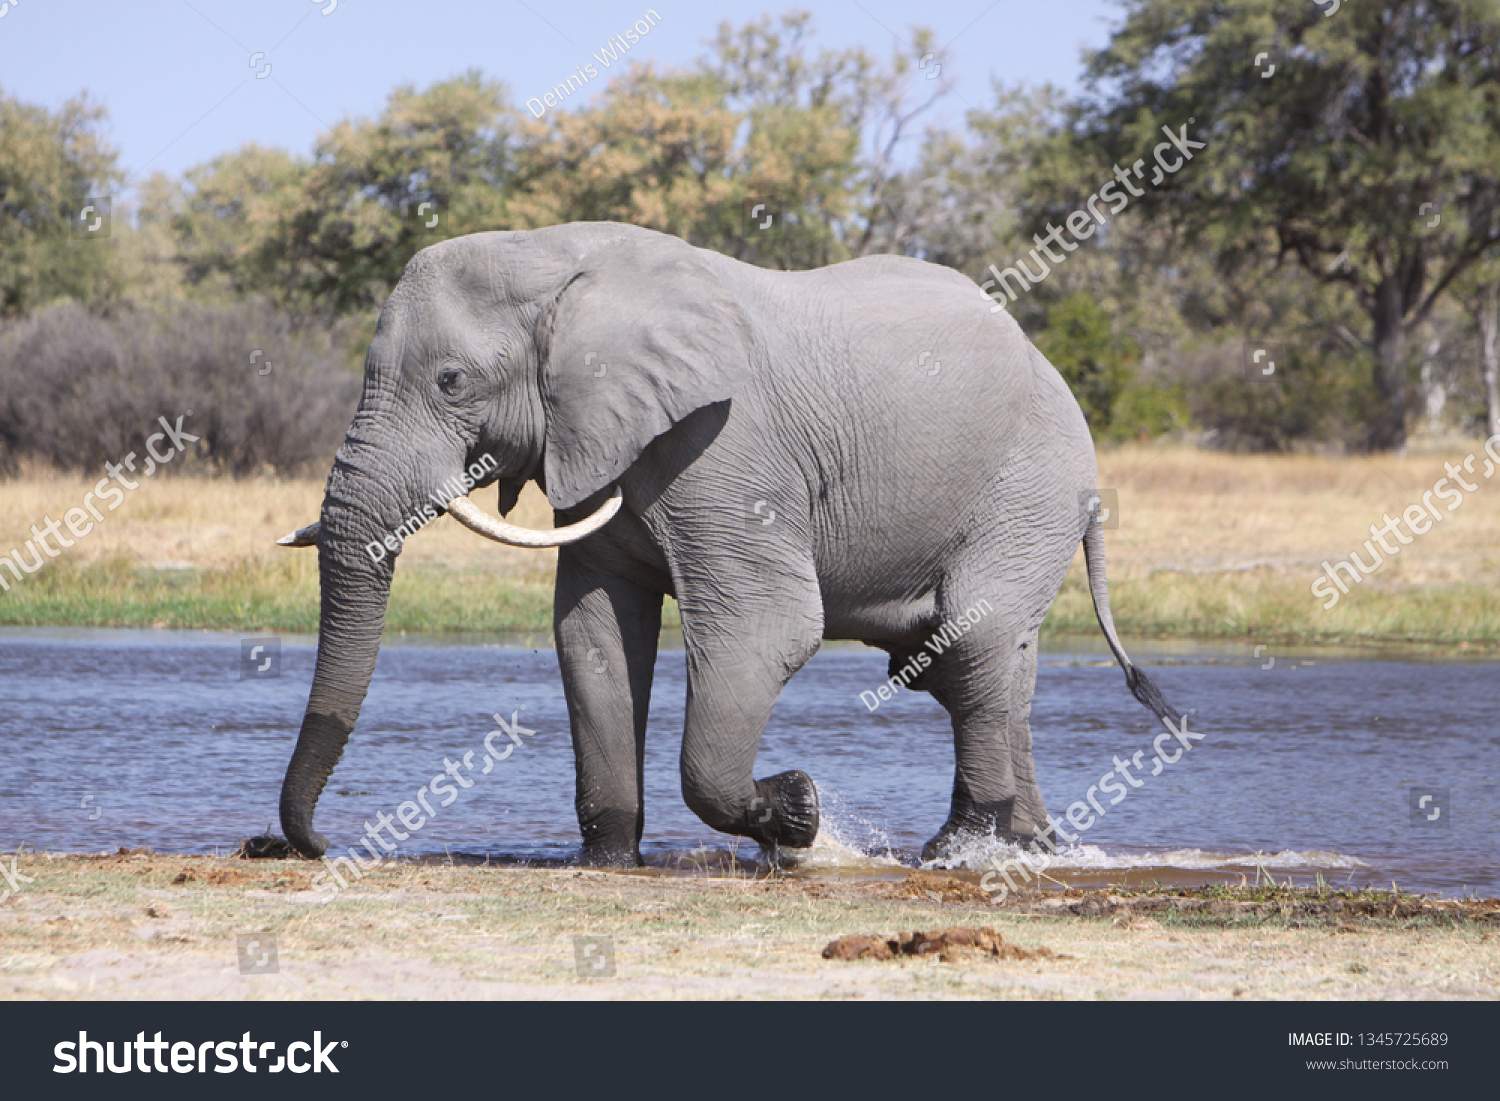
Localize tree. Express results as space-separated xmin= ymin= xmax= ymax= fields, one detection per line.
xmin=1070 ymin=0 xmax=1500 ymax=449
xmin=702 ymin=12 xmax=954 ymax=260
xmin=288 ymin=71 xmax=513 ymax=313
xmin=0 ymin=88 xmax=123 ymax=317
xmin=162 ymin=73 xmax=513 ymax=316
xmin=870 ymin=84 xmax=1062 ymax=277
xmin=157 ymin=143 xmax=310 ymax=307
xmin=1034 ymin=290 xmax=1187 ymax=441
xmin=508 ymin=12 xmax=950 ymax=271
xmin=1452 ymin=257 xmax=1500 ymax=437
xmin=1468 ymin=276 xmax=1500 ymax=439
xmin=505 ymin=65 xmax=759 ymax=254
xmin=1036 ymin=291 xmax=1139 ymax=431
xmin=156 ymin=15 xmax=952 ymax=309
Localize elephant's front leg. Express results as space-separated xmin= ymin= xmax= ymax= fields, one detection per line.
xmin=554 ymin=550 xmax=662 ymax=867
xmin=676 ymin=570 xmax=825 ymax=852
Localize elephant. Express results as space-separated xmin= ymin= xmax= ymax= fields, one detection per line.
xmin=275 ymin=220 xmax=1181 ymax=868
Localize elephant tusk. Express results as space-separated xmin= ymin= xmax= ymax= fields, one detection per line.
xmin=277 ymin=521 xmax=321 ymax=547
xmin=446 ymin=489 xmax=623 ymax=548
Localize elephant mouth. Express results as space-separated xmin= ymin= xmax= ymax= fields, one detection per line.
xmin=276 ymin=487 xmax=623 ymax=550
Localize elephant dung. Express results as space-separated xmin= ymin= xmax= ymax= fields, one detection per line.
xmin=821 ymin=926 xmax=1056 ymax=964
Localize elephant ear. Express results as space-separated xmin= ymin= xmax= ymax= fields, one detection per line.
xmin=540 ymin=237 xmax=753 ymax=510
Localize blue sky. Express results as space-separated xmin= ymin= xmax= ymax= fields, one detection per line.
xmin=0 ymin=1 xmax=1122 ymax=191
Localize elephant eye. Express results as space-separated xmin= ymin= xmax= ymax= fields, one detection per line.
xmin=437 ymin=367 xmax=465 ymax=397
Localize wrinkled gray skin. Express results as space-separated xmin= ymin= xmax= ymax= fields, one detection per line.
xmin=280 ymin=221 xmax=1179 ymax=867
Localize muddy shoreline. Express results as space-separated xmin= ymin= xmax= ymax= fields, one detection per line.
xmin=1 ymin=854 xmax=1493 ymax=1000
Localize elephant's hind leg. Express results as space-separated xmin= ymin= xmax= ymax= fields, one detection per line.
xmin=920 ymin=575 xmax=1054 ymax=863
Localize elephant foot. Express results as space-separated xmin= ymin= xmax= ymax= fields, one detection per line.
xmin=920 ymin=800 xmax=1051 ymax=865
xmin=577 ymin=843 xmax=644 ymax=869
xmin=748 ymin=770 xmax=820 ymax=849
xmin=576 ymin=807 xmax=644 ymax=868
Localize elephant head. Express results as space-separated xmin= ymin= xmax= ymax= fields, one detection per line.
xmin=277 ymin=222 xmax=753 ymax=858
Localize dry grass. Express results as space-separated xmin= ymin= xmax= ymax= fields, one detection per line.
xmin=1044 ymin=441 xmax=1500 ymax=646
xmin=0 ymin=854 xmax=1493 ymax=1000
xmin=1 ymin=441 xmax=1498 ymax=642
xmin=1091 ymin=442 xmax=1500 ymax=586
xmin=0 ymin=465 xmax=557 ymax=571
xmin=0 ymin=473 xmax=565 ymax=632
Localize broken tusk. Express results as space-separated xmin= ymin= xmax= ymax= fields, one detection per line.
xmin=277 ymin=522 xmax=321 ymax=547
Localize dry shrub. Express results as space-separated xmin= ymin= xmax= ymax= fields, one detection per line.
xmin=0 ymin=299 xmax=360 ymax=475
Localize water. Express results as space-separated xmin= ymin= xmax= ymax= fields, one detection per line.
xmin=0 ymin=628 xmax=1494 ymax=897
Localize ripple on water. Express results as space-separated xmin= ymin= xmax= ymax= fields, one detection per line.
xmin=0 ymin=632 xmax=1494 ymax=898
xmin=921 ymin=830 xmax=1377 ymax=892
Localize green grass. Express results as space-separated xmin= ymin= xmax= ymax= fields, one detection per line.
xmin=1042 ymin=568 xmax=1500 ymax=648
xmin=1 ymin=556 xmax=1494 ymax=647
xmin=0 ymin=556 xmax=689 ymax=634
xmin=0 ymin=557 xmax=323 ymax=631
xmin=0 ymin=557 xmax=552 ymax=633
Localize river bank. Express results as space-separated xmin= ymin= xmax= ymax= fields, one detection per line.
xmin=1 ymin=444 xmax=1498 ymax=645
xmin=0 ymin=854 xmax=1493 ymax=1000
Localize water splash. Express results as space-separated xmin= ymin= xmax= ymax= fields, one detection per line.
xmin=919 ymin=829 xmax=1369 ymax=883
xmin=762 ymin=785 xmax=905 ymax=873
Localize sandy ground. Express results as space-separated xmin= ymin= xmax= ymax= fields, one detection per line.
xmin=1 ymin=854 xmax=1494 ymax=1001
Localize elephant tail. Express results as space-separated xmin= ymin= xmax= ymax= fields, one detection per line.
xmin=1081 ymin=515 xmax=1183 ymax=729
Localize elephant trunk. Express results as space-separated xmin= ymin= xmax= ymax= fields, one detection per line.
xmin=280 ymin=493 xmax=396 ymax=858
